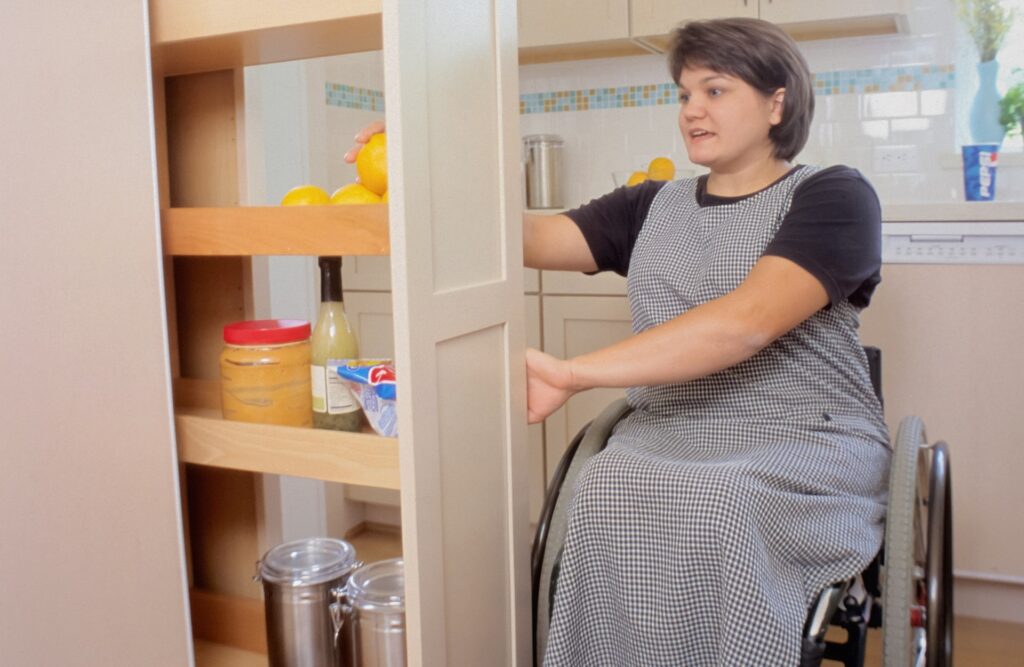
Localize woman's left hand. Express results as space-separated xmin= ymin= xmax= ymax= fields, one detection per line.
xmin=526 ymin=347 xmax=576 ymax=424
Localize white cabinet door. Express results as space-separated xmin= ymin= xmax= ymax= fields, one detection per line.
xmin=344 ymin=256 xmax=539 ymax=294
xmin=540 ymin=296 xmax=633 ymax=479
xmin=524 ymin=296 xmax=545 ymax=522
xmin=519 ymin=0 xmax=630 ymax=48
xmin=630 ymin=0 xmax=757 ymax=41
xmin=344 ymin=293 xmax=547 ymax=523
xmin=759 ymin=0 xmax=909 ymax=29
xmin=541 ymin=269 xmax=627 ymax=296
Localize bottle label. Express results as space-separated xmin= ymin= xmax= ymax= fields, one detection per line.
xmin=311 ymin=365 xmax=358 ymax=414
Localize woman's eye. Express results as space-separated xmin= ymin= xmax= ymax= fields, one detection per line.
xmin=708 ymin=88 xmax=723 ymax=97
xmin=678 ymin=92 xmax=690 ymax=103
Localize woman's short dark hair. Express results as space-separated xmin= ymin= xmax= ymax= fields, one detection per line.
xmin=668 ymin=18 xmax=814 ymax=161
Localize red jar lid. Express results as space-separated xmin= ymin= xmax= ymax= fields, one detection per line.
xmin=223 ymin=319 xmax=311 ymax=345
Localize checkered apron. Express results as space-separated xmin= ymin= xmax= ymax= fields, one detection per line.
xmin=543 ymin=167 xmax=892 ymax=666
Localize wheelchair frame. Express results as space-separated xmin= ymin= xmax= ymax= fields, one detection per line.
xmin=531 ymin=347 xmax=953 ymax=667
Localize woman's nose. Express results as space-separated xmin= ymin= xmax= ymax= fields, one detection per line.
xmin=682 ymin=103 xmax=705 ymax=121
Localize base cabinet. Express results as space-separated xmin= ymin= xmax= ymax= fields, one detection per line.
xmin=540 ymin=295 xmax=632 ymax=478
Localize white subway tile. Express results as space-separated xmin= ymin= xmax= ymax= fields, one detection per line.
xmin=863 ymin=91 xmax=919 ymax=118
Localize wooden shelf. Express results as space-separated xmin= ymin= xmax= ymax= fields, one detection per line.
xmin=176 ymin=408 xmax=400 ymax=489
xmin=162 ymin=206 xmax=389 ymax=256
xmin=195 ymin=641 xmax=267 ymax=667
xmin=150 ymin=0 xmax=382 ymax=76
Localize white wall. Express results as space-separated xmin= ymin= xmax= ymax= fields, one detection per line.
xmin=516 ymin=0 xmax=1023 ymax=208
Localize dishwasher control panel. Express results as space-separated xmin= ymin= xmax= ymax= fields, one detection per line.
xmin=882 ymin=222 xmax=1024 ymax=264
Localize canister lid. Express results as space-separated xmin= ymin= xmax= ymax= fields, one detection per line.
xmin=347 ymin=558 xmax=405 ymax=611
xmin=223 ymin=319 xmax=311 ymax=345
xmin=522 ymin=134 xmax=564 ymax=146
xmin=259 ymin=538 xmax=357 ymax=586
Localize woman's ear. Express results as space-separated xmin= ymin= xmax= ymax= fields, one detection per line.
xmin=769 ymin=88 xmax=786 ymax=126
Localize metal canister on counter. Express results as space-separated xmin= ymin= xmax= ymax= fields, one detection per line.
xmin=523 ymin=134 xmax=565 ymax=209
xmin=219 ymin=319 xmax=312 ymax=426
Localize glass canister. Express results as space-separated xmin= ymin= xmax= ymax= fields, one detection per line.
xmin=220 ymin=319 xmax=312 ymax=426
xmin=343 ymin=558 xmax=407 ymax=667
xmin=257 ymin=538 xmax=360 ymax=667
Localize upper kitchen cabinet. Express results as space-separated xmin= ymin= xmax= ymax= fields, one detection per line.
xmin=631 ymin=0 xmax=756 ymax=48
xmin=518 ymin=0 xmax=647 ymax=64
xmin=631 ymin=0 xmax=910 ymax=51
xmin=759 ymin=0 xmax=911 ymax=41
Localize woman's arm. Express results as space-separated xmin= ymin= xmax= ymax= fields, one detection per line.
xmin=526 ymin=255 xmax=829 ymax=423
xmin=523 ymin=213 xmax=598 ymax=271
xmin=345 ymin=122 xmax=598 ymax=272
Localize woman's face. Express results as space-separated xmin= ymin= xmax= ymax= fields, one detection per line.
xmin=676 ymin=66 xmax=784 ymax=172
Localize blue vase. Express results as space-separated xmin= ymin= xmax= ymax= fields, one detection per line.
xmin=970 ymin=59 xmax=1006 ymax=145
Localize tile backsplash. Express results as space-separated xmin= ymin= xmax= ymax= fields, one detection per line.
xmin=314 ymin=0 xmax=1022 ymax=210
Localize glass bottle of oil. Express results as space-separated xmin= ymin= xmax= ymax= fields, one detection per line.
xmin=311 ymin=256 xmax=362 ymax=431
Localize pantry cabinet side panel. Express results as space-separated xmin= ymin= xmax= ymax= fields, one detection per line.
xmin=384 ymin=0 xmax=530 ymax=664
xmin=0 ymin=1 xmax=192 ymax=664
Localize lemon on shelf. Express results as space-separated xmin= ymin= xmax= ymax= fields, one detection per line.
xmin=626 ymin=171 xmax=648 ymax=187
xmin=356 ymin=133 xmax=388 ymax=196
xmin=331 ymin=183 xmax=383 ymax=204
xmin=281 ymin=185 xmax=331 ymax=205
xmin=647 ymin=157 xmax=675 ymax=181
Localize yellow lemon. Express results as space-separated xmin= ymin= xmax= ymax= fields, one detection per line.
xmin=280 ymin=185 xmax=330 ymax=205
xmin=330 ymin=183 xmax=383 ymax=204
xmin=626 ymin=171 xmax=649 ymax=187
xmin=355 ymin=133 xmax=388 ymax=196
xmin=646 ymin=157 xmax=676 ymax=181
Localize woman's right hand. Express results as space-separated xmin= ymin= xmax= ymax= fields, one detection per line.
xmin=343 ymin=120 xmax=386 ymax=163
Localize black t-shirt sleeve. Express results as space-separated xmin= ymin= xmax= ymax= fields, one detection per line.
xmin=563 ymin=180 xmax=667 ymax=276
xmin=763 ymin=166 xmax=882 ymax=308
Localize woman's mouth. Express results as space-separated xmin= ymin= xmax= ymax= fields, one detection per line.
xmin=689 ymin=129 xmax=714 ymax=142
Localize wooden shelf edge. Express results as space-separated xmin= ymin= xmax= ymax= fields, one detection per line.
xmin=151 ymin=2 xmax=382 ymax=77
xmin=162 ymin=206 xmax=390 ymax=256
xmin=176 ymin=408 xmax=400 ymax=489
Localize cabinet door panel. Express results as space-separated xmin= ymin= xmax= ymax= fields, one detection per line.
xmin=346 ymin=293 xmax=546 ymax=522
xmin=519 ymin=0 xmax=629 ymax=48
xmin=541 ymin=296 xmax=633 ymax=479
xmin=343 ymin=257 xmax=539 ymax=294
xmin=759 ymin=0 xmax=907 ymax=27
xmin=631 ymin=0 xmax=757 ymax=40
xmin=859 ymin=265 xmax=1024 ymax=580
xmin=542 ymin=269 xmax=626 ymax=296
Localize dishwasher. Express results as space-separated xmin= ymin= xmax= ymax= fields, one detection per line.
xmin=859 ymin=217 xmax=1024 ymax=622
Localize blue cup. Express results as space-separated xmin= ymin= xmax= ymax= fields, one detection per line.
xmin=962 ymin=144 xmax=999 ymax=201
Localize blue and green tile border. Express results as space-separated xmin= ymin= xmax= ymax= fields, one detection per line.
xmin=325 ymin=64 xmax=955 ymax=115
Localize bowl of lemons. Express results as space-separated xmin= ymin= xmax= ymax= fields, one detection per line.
xmin=613 ymin=156 xmax=678 ymax=188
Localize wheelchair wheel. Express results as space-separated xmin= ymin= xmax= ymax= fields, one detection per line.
xmin=882 ymin=417 xmax=953 ymax=667
xmin=532 ymin=399 xmax=632 ymax=666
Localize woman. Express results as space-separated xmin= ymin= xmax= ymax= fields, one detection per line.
xmin=348 ymin=18 xmax=888 ymax=665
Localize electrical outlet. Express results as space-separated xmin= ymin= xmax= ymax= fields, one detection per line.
xmin=873 ymin=145 xmax=919 ymax=173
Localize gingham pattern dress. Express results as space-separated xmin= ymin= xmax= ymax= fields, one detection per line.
xmin=543 ymin=167 xmax=892 ymax=667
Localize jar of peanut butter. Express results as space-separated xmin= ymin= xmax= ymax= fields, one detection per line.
xmin=220 ymin=319 xmax=312 ymax=426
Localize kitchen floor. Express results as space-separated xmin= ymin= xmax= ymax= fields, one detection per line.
xmin=196 ymin=528 xmax=1024 ymax=666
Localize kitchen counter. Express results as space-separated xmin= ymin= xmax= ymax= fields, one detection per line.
xmin=883 ymin=202 xmax=1022 ymax=222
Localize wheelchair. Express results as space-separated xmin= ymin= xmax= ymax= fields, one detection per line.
xmin=532 ymin=347 xmax=953 ymax=667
